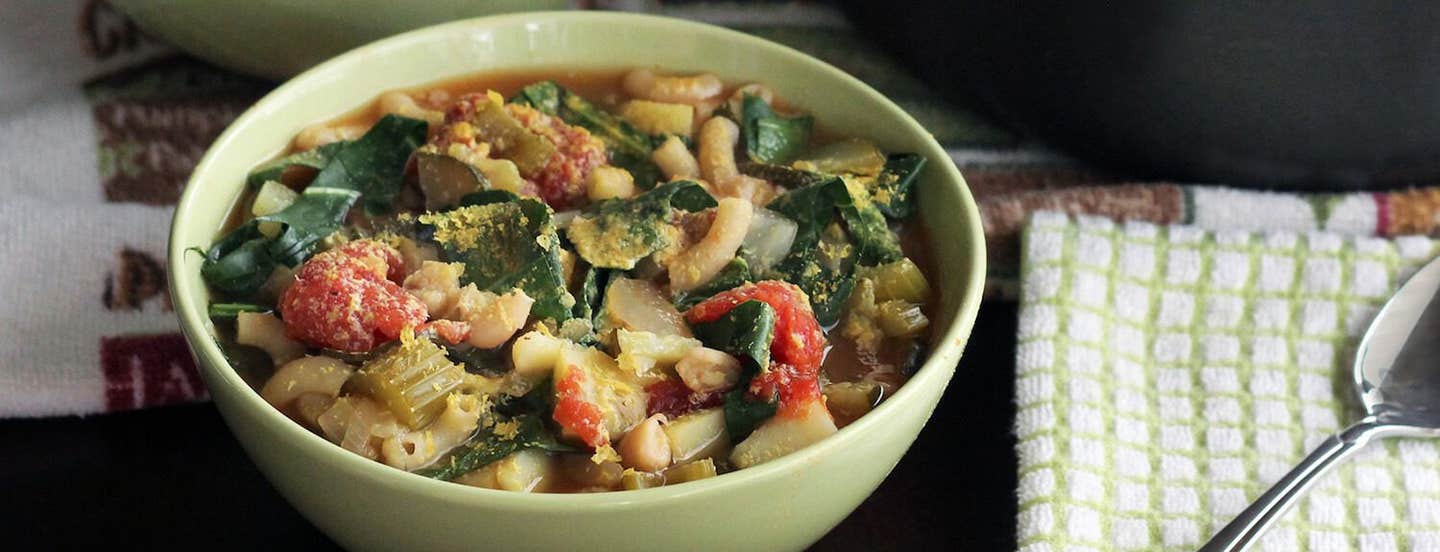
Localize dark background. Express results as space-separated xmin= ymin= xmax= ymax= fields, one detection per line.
xmin=0 ymin=305 xmax=1018 ymax=550
xmin=846 ymin=1 xmax=1440 ymax=190
xmin=3 ymin=2 xmax=1043 ymax=548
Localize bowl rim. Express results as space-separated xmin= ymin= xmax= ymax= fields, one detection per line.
xmin=168 ymin=10 xmax=986 ymax=509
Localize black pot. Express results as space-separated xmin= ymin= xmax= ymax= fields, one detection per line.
xmin=845 ymin=1 xmax=1440 ymax=190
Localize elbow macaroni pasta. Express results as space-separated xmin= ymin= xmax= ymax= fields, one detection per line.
xmin=698 ymin=117 xmax=740 ymax=185
xmin=668 ymin=197 xmax=754 ymax=292
xmin=621 ymin=68 xmax=723 ymax=105
xmin=236 ymin=312 xmax=305 ymax=366
xmin=381 ymin=392 xmax=483 ymax=470
xmin=260 ymin=356 xmax=354 ymax=411
xmin=652 ymin=135 xmax=700 ymax=180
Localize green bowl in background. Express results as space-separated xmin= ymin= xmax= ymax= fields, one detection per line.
xmin=112 ymin=0 xmax=568 ymax=79
xmin=168 ymin=12 xmax=984 ymax=552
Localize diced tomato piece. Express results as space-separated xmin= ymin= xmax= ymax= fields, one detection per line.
xmin=424 ymin=319 xmax=471 ymax=345
xmin=685 ymin=280 xmax=826 ymax=374
xmin=329 ymin=239 xmax=407 ymax=283
xmin=749 ymin=363 xmax=823 ymax=419
xmin=553 ymin=366 xmax=608 ymax=448
xmin=645 ymin=378 xmax=723 ymax=418
xmin=432 ymin=94 xmax=605 ymax=211
xmin=506 ymin=103 xmax=606 ymax=211
xmin=278 ymin=240 xmax=427 ymax=352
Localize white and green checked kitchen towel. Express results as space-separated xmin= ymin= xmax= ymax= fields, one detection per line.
xmin=1015 ymin=211 xmax=1440 ymax=551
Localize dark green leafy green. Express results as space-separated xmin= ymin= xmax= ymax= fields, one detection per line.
xmin=493 ymin=377 xmax=555 ymax=418
xmin=414 ymin=414 xmax=571 ymax=481
xmin=870 ymin=153 xmax=927 ymax=219
xmin=308 ymin=114 xmax=427 ymax=214
xmin=764 ymin=179 xmax=856 ymax=325
xmin=444 ymin=344 xmax=509 ymax=377
xmin=691 ymin=300 xmax=775 ymax=379
xmin=691 ymin=300 xmax=780 ymax=439
xmin=723 ymin=387 xmax=779 ymax=442
xmin=574 ymin=265 xmax=612 ymax=321
xmin=200 ymin=116 xmax=427 ymax=298
xmin=834 ymin=178 xmax=903 ymax=266
xmin=207 ymin=303 xmax=270 ymax=318
xmin=258 ymin=186 xmax=362 ymax=267
xmin=564 ymin=180 xmax=716 ymax=270
xmin=424 ymin=198 xmax=576 ymax=322
xmin=458 ymin=189 xmax=521 ymax=207
xmin=416 ymin=150 xmax=489 ymax=210
xmin=673 ymin=255 xmax=752 ymax=311
xmin=513 ymin=81 xmax=663 ymax=188
xmin=245 ymin=140 xmax=345 ymax=188
xmin=738 ymin=161 xmax=830 ymax=189
xmin=759 ymin=172 xmax=905 ymax=322
xmin=740 ymin=94 xmax=812 ymax=164
xmin=511 ymin=80 xmax=562 ymax=112
xmin=200 ymin=223 xmax=275 ymax=296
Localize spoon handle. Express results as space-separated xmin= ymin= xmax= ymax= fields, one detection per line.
xmin=1200 ymin=419 xmax=1388 ymax=552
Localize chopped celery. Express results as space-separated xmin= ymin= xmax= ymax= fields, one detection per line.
xmin=350 ymin=332 xmax=465 ymax=429
xmin=621 ymin=468 xmax=665 ymax=490
xmin=663 ymin=458 xmax=718 ymax=484
xmin=822 ymin=381 xmax=883 ymax=425
xmin=876 ymin=300 xmax=929 ymax=338
xmin=416 ymin=150 xmax=488 ymax=210
xmin=860 ymin=257 xmax=931 ymax=304
xmin=466 ymin=97 xmax=556 ymax=175
xmin=839 ymin=277 xmax=883 ymax=353
xmin=208 ymin=303 xmax=269 ymax=318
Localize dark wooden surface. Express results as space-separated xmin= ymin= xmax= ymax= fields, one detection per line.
xmin=0 ymin=303 xmax=1018 ymax=550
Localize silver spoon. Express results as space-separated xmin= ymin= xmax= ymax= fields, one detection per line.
xmin=1202 ymin=255 xmax=1440 ymax=551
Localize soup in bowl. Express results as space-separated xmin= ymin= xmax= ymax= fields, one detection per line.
xmin=169 ymin=11 xmax=983 ymax=551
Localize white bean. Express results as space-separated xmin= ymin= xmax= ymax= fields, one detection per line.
xmin=618 ymin=414 xmax=672 ymax=472
xmin=402 ymin=261 xmax=463 ymax=315
xmin=675 ymin=347 xmax=742 ymax=394
xmin=465 ymin=289 xmax=534 ymax=349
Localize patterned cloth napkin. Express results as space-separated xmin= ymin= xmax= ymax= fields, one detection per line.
xmin=980 ymin=185 xmax=1440 ymax=299
xmin=1014 ymin=211 xmax=1440 ymax=551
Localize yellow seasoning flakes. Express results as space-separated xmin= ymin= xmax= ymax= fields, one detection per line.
xmin=493 ymin=420 xmax=520 ymax=440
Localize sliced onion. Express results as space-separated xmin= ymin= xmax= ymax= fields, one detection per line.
xmin=605 ymin=277 xmax=693 ymax=337
xmin=797 ymin=138 xmax=886 ymax=176
xmin=551 ymin=210 xmax=580 ymax=228
xmin=740 ymin=208 xmax=798 ymax=273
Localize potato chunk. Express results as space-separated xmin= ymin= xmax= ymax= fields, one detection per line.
xmin=620 ymin=100 xmax=694 ymax=137
xmin=729 ymin=399 xmax=837 ymax=469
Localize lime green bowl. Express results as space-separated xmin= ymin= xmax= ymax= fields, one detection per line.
xmin=168 ymin=12 xmax=984 ymax=552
